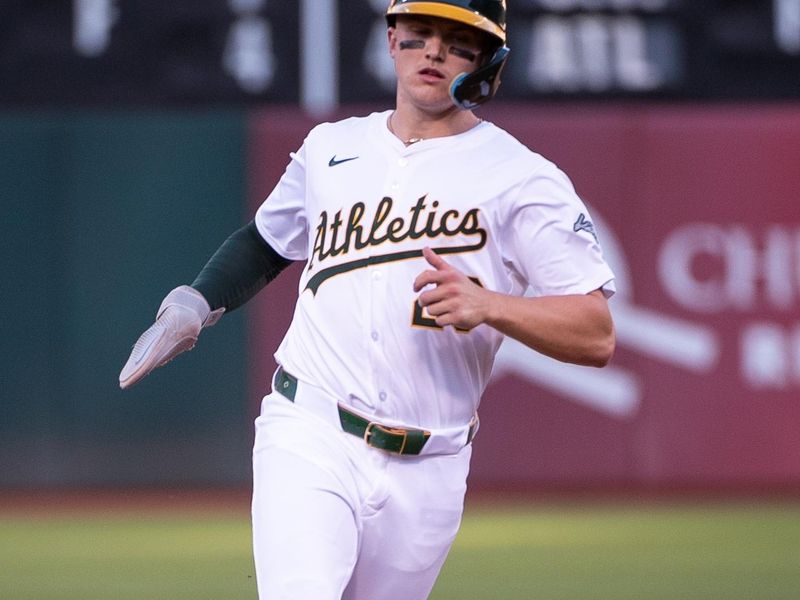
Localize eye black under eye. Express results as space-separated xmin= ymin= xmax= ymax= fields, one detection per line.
xmin=399 ymin=39 xmax=426 ymax=50
xmin=449 ymin=47 xmax=478 ymax=62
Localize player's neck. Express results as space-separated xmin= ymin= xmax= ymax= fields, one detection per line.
xmin=388 ymin=107 xmax=482 ymax=146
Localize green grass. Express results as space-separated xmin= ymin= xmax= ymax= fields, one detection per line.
xmin=0 ymin=513 xmax=256 ymax=600
xmin=1 ymin=500 xmax=798 ymax=599
xmin=432 ymin=501 xmax=800 ymax=600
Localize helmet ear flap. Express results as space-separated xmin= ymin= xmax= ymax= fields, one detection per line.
xmin=449 ymin=46 xmax=510 ymax=110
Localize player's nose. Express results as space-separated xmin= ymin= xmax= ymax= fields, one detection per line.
xmin=424 ymin=35 xmax=446 ymax=62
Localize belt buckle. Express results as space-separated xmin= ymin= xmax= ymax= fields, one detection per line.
xmin=362 ymin=421 xmax=376 ymax=445
xmin=363 ymin=421 xmax=409 ymax=455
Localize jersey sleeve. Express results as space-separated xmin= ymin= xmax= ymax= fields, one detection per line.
xmin=504 ymin=163 xmax=615 ymax=298
xmin=254 ymin=142 xmax=309 ymax=261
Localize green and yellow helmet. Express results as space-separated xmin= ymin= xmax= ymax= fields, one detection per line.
xmin=385 ymin=0 xmax=510 ymax=109
xmin=386 ymin=0 xmax=507 ymax=45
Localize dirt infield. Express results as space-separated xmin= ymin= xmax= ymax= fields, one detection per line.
xmin=0 ymin=487 xmax=252 ymax=516
xmin=4 ymin=483 xmax=800 ymax=519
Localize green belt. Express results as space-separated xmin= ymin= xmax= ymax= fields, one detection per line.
xmin=274 ymin=367 xmax=431 ymax=455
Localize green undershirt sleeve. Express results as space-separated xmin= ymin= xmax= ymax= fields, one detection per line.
xmin=191 ymin=220 xmax=292 ymax=312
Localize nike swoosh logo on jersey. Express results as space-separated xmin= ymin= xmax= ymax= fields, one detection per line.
xmin=328 ymin=155 xmax=359 ymax=167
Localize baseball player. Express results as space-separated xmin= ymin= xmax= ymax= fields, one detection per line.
xmin=119 ymin=1 xmax=616 ymax=598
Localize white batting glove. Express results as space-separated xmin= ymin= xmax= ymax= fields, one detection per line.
xmin=119 ymin=285 xmax=224 ymax=389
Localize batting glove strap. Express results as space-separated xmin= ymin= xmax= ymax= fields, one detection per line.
xmin=157 ymin=285 xmax=225 ymax=328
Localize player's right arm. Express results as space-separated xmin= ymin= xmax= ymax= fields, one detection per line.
xmin=119 ymin=142 xmax=309 ymax=390
xmin=118 ymin=222 xmax=293 ymax=389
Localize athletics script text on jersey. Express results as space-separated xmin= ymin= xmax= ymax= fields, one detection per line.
xmin=305 ymin=195 xmax=486 ymax=295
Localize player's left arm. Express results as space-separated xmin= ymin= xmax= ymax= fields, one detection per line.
xmin=413 ymin=247 xmax=614 ymax=367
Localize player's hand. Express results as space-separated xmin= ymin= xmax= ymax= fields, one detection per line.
xmin=413 ymin=247 xmax=493 ymax=331
xmin=119 ymin=285 xmax=224 ymax=389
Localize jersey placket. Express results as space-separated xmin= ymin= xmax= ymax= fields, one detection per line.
xmin=367 ymin=260 xmax=390 ymax=417
xmin=367 ymin=146 xmax=418 ymax=421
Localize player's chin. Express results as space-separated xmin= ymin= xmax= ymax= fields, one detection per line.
xmin=416 ymin=75 xmax=449 ymax=93
xmin=402 ymin=75 xmax=447 ymax=95
xmin=407 ymin=86 xmax=456 ymax=113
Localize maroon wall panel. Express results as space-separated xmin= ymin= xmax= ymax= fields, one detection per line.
xmin=245 ymin=108 xmax=318 ymax=419
xmin=248 ymin=104 xmax=800 ymax=489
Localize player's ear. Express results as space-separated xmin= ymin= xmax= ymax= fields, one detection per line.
xmin=388 ymin=26 xmax=398 ymax=58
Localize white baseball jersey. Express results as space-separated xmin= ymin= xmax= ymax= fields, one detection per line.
xmin=255 ymin=109 xmax=614 ymax=430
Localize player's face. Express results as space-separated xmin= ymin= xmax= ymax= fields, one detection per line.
xmin=389 ymin=15 xmax=486 ymax=113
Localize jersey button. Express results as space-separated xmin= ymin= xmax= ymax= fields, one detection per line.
xmin=379 ymin=391 xmax=387 ymax=402
xmin=372 ymin=270 xmax=382 ymax=280
xmin=397 ymin=158 xmax=408 ymax=167
xmin=371 ymin=331 xmax=379 ymax=341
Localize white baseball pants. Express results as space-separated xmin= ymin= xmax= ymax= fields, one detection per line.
xmin=251 ymin=392 xmax=472 ymax=600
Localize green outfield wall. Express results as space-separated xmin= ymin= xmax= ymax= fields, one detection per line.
xmin=1 ymin=112 xmax=251 ymax=486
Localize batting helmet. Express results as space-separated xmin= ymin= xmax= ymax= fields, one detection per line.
xmin=385 ymin=0 xmax=510 ymax=109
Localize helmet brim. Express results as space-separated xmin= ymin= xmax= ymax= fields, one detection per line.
xmin=387 ymin=2 xmax=506 ymax=44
